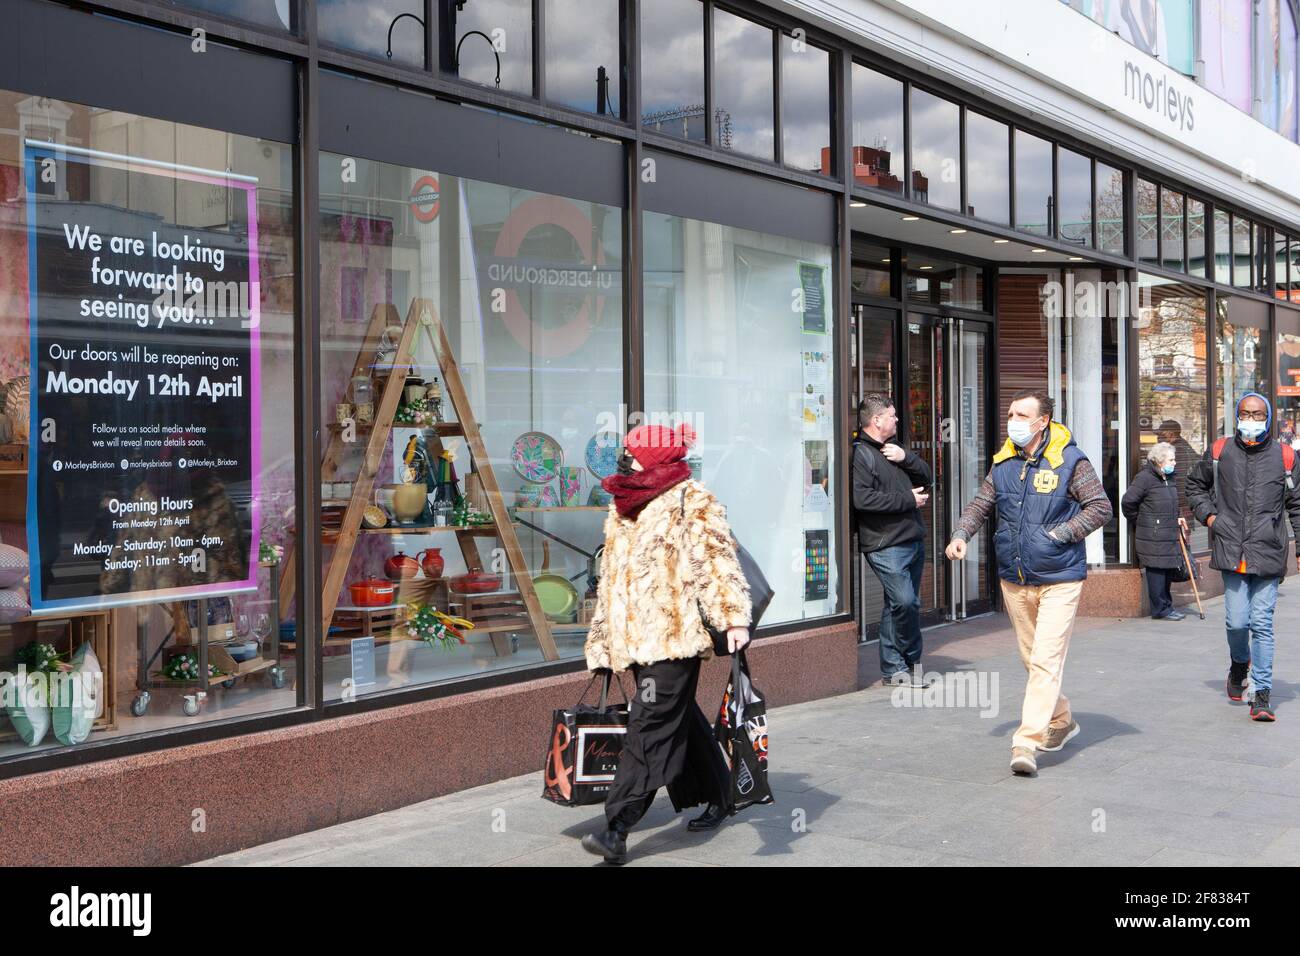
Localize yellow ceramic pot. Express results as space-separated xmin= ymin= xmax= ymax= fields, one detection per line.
xmin=391 ymin=482 xmax=427 ymax=522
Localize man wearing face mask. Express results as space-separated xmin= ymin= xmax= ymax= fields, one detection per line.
xmin=944 ymin=389 xmax=1113 ymax=776
xmin=1186 ymin=393 xmax=1300 ymax=722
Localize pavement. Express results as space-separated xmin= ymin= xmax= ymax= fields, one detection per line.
xmin=198 ymin=589 xmax=1300 ymax=867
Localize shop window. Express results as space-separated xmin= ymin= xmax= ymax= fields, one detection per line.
xmin=1201 ymin=0 xmax=1253 ymax=113
xmin=1095 ymin=161 xmax=1125 ymax=256
xmin=1214 ymin=209 xmax=1232 ymax=284
xmin=545 ymin=0 xmax=622 ymax=116
xmin=1058 ymin=147 xmax=1092 ymax=248
xmin=852 ymin=243 xmax=892 ymax=298
xmin=781 ymin=34 xmax=832 ymax=174
xmin=1160 ymin=187 xmax=1185 ymax=272
xmin=849 ymin=64 xmax=905 ymax=194
xmin=909 ymin=88 xmax=960 ymax=211
xmin=0 ymin=90 xmax=300 ymax=758
xmin=641 ymin=0 xmax=706 ymax=142
xmin=905 ymin=256 xmax=982 ymax=309
xmin=1282 ymin=0 xmax=1300 ymax=141
xmin=1232 ymin=215 xmax=1252 ymax=286
xmin=319 ymin=0 xmax=425 ymax=67
xmin=317 ymin=153 xmax=621 ymax=699
xmin=1188 ymin=199 xmax=1208 ymax=278
xmin=712 ymin=8 xmax=775 ymax=160
xmin=1136 ymin=178 xmax=1158 ymax=266
xmin=1275 ymin=234 xmax=1291 ymax=299
xmin=448 ymin=0 xmax=535 ymax=95
xmin=1014 ymin=129 xmax=1053 ymax=236
xmin=1278 ymin=318 xmax=1300 ymax=448
xmin=165 ymin=0 xmax=294 ymax=30
xmin=1137 ymin=275 xmax=1208 ymax=550
xmin=1215 ymin=294 xmax=1268 ymax=436
xmin=643 ymin=211 xmax=838 ymax=624
xmin=1253 ymin=223 xmax=1270 ymax=293
xmin=964 ymin=111 xmax=1009 ymax=225
xmin=1256 ymin=0 xmax=1282 ymax=130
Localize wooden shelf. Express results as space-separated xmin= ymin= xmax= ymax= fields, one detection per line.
xmin=326 ymin=421 xmax=463 ymax=436
xmin=514 ymin=506 xmax=606 ymax=512
xmin=356 ymin=524 xmax=502 ymax=535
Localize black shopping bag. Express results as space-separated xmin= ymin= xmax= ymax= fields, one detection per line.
xmin=542 ymin=673 xmax=629 ymax=807
xmin=714 ymin=650 xmax=773 ymax=811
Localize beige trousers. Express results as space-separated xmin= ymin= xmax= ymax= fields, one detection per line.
xmin=999 ymin=579 xmax=1084 ymax=751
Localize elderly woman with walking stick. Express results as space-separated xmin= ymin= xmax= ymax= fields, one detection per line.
xmin=1121 ymin=442 xmax=1189 ymax=621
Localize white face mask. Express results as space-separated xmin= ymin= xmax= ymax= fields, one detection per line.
xmin=1238 ymin=418 xmax=1267 ymax=441
xmin=1008 ymin=418 xmax=1043 ymax=447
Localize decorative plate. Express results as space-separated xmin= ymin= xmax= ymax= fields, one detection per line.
xmin=510 ymin=431 xmax=563 ymax=483
xmin=584 ymin=431 xmax=621 ymax=479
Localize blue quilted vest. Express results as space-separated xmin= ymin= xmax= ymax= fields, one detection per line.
xmin=990 ymin=421 xmax=1088 ymax=586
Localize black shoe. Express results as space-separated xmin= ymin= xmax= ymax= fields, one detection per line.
xmin=580 ymin=829 xmax=627 ymax=864
xmin=1250 ymin=689 xmax=1276 ymax=722
xmin=1227 ymin=661 xmax=1249 ymax=702
xmin=687 ymin=803 xmax=729 ymax=832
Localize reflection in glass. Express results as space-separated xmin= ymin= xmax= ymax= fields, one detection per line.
xmin=320 ymin=0 xmax=423 ymax=66
xmin=1214 ymin=209 xmax=1232 ymax=284
xmin=1232 ymin=215 xmax=1251 ymax=286
xmin=1058 ymin=147 xmax=1092 ymax=247
xmin=641 ymin=0 xmax=705 ymax=141
xmin=1136 ymin=178 xmax=1158 ymax=266
xmin=965 ymin=111 xmax=1009 ymax=225
xmin=850 ymin=65 xmax=904 ymax=193
xmin=1137 ymin=275 xmax=1208 ymax=549
xmin=905 ymin=255 xmax=982 ymax=308
xmin=910 ymin=89 xmax=960 ymax=210
xmin=1276 ymin=234 xmax=1293 ymax=299
xmin=852 ymin=244 xmax=892 ymax=297
xmin=1253 ymin=223 xmax=1269 ymax=292
xmin=643 ymin=212 xmax=838 ymax=623
xmin=166 ymin=0 xmax=293 ymax=30
xmin=713 ymin=8 xmax=775 ymax=160
xmin=451 ymin=0 xmax=534 ymax=95
xmin=1014 ymin=130 xmax=1053 ymax=236
xmin=1161 ymin=188 xmax=1185 ymax=272
xmin=1188 ymin=199 xmax=1207 ymax=278
xmin=1096 ymin=162 xmax=1125 ymax=255
xmin=781 ymin=36 xmax=832 ymax=173
xmin=1215 ymin=294 xmax=1268 ymax=436
xmin=1278 ymin=326 xmax=1300 ymax=449
xmin=545 ymin=0 xmax=621 ymax=115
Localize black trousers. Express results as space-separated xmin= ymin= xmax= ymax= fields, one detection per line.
xmin=1146 ymin=566 xmax=1175 ymax=617
xmin=604 ymin=656 xmax=730 ymax=835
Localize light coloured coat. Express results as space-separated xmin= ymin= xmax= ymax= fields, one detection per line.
xmin=584 ymin=479 xmax=752 ymax=672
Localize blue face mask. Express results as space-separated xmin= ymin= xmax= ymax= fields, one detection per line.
xmin=1238 ymin=418 xmax=1267 ymax=441
xmin=1161 ymin=463 xmax=1175 ymax=475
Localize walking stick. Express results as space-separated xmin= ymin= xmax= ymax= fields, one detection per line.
xmin=1177 ymin=527 xmax=1205 ymax=620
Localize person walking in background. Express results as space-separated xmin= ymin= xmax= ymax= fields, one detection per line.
xmin=1121 ymin=442 xmax=1190 ymax=622
xmin=851 ymin=394 xmax=932 ymax=686
xmin=1186 ymin=393 xmax=1300 ymax=722
xmin=581 ymin=422 xmax=753 ymax=864
xmin=945 ymin=389 xmax=1113 ymax=777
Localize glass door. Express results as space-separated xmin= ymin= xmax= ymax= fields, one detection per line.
xmin=905 ymin=315 xmax=948 ymax=626
xmin=946 ymin=318 xmax=994 ymax=617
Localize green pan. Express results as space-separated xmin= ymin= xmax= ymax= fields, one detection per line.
xmin=532 ymin=573 xmax=579 ymax=621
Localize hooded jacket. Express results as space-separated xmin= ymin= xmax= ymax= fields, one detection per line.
xmin=1121 ymin=462 xmax=1184 ymax=569
xmin=1186 ymin=393 xmax=1300 ymax=578
xmin=584 ymin=479 xmax=752 ymax=673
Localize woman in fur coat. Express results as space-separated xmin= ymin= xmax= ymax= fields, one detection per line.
xmin=580 ymin=422 xmax=753 ymax=864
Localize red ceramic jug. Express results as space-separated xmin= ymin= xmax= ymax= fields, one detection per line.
xmin=417 ymin=548 xmax=445 ymax=579
xmin=384 ymin=551 xmax=420 ymax=581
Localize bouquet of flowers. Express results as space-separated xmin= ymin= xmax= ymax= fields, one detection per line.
xmin=163 ymin=651 xmax=223 ymax=682
xmin=16 ymin=641 xmax=67 ymax=674
xmin=259 ymin=540 xmax=284 ymax=564
xmin=395 ymin=398 xmax=437 ymax=427
xmin=451 ymin=498 xmax=493 ymax=526
xmin=404 ymin=602 xmax=474 ymax=651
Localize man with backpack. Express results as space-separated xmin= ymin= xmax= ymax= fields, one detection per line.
xmin=1186 ymin=393 xmax=1300 ymax=721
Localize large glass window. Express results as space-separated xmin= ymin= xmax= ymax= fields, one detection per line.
xmin=1136 ymin=178 xmax=1159 ymax=267
xmin=781 ymin=35 xmax=832 ymax=173
xmin=318 ymin=153 xmax=622 ymax=699
xmin=1279 ymin=313 xmax=1300 ymax=449
xmin=1058 ymin=147 xmax=1092 ymax=247
xmin=713 ymin=8 xmax=775 ymax=160
xmin=1277 ymin=233 xmax=1294 ymax=300
xmin=1232 ymin=215 xmax=1252 ymax=286
xmin=449 ymin=0 xmax=535 ymax=95
xmin=1253 ymin=223 xmax=1270 ymax=293
xmin=852 ymin=243 xmax=893 ymax=298
xmin=0 ymin=90 xmax=300 ymax=757
xmin=849 ymin=65 xmax=905 ymax=194
xmin=1188 ymin=199 xmax=1208 ymax=278
xmin=1214 ymin=209 xmax=1232 ymax=284
xmin=909 ymin=89 xmax=960 ymax=211
xmin=1216 ymin=294 xmax=1268 ymax=436
xmin=320 ymin=0 xmax=424 ymax=66
xmin=1096 ymin=161 xmax=1125 ymax=255
xmin=643 ymin=211 xmax=838 ymax=624
xmin=1202 ymin=0 xmax=1253 ymax=112
xmin=1137 ymin=275 xmax=1208 ymax=549
xmin=1014 ymin=130 xmax=1053 ymax=236
xmin=905 ymin=255 xmax=983 ymax=309
xmin=1256 ymin=0 xmax=1282 ymax=131
xmin=641 ymin=0 xmax=706 ymax=141
xmin=167 ymin=0 xmax=294 ymax=30
xmin=545 ymin=0 xmax=621 ymax=116
xmin=1282 ymin=0 xmax=1299 ymax=141
xmin=1160 ymin=187 xmax=1185 ymax=272
xmin=965 ymin=111 xmax=1010 ymax=225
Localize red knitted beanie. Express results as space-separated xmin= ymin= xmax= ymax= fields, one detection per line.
xmin=625 ymin=422 xmax=697 ymax=468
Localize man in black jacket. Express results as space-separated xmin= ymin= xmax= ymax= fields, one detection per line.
xmin=1186 ymin=393 xmax=1300 ymax=722
xmin=853 ymin=394 xmax=932 ymax=685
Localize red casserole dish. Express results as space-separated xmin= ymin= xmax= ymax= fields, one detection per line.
xmin=349 ymin=578 xmax=397 ymax=606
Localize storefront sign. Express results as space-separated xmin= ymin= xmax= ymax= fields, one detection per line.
xmin=804 ymin=529 xmax=829 ymax=601
xmin=351 ymin=636 xmax=376 ymax=688
xmin=409 ymin=175 xmax=441 ymax=223
xmin=25 ymin=142 xmax=260 ymax=612
xmin=800 ymin=262 xmax=827 ymax=334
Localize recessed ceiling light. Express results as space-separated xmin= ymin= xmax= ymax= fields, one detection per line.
xmin=949 ymin=228 xmax=967 ymax=234
xmin=850 ymin=201 xmax=867 ymax=208
xmin=881 ymin=258 xmax=891 ymax=263
xmin=1068 ymin=256 xmax=1084 ymax=261
xmin=992 ymin=238 xmax=1011 ymax=244
xmin=919 ymin=265 xmax=933 ymax=270
xmin=1031 ymin=248 xmax=1047 ymax=253
xmin=902 ymin=215 xmax=920 ymax=221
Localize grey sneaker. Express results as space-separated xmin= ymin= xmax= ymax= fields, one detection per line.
xmin=1040 ymin=720 xmax=1081 ymax=753
xmin=1010 ymin=747 xmax=1038 ymax=776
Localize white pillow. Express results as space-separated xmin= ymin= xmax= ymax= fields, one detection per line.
xmin=53 ymin=642 xmax=101 ymax=745
xmin=5 ymin=671 xmax=51 ymax=746
xmin=0 ymin=586 xmax=29 ymax=624
xmin=0 ymin=544 xmax=26 ymax=590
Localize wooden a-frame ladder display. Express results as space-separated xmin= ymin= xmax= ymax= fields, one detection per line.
xmin=278 ymin=298 xmax=558 ymax=661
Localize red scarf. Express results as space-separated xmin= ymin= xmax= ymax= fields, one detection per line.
xmin=601 ymin=460 xmax=691 ymax=520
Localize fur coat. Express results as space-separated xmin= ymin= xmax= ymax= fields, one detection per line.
xmin=584 ymin=479 xmax=752 ymax=672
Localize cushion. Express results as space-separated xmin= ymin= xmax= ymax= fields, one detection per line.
xmin=0 ymin=544 xmax=26 ymax=589
xmin=5 ymin=671 xmax=51 ymax=746
xmin=52 ymin=642 xmax=101 ymax=746
xmin=0 ymin=585 xmax=29 ymax=623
